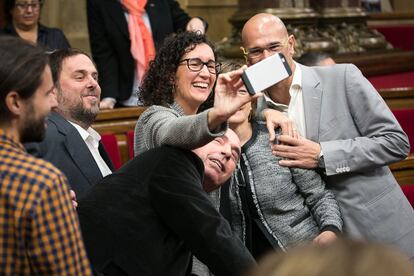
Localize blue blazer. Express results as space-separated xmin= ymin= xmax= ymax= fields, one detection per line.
xmin=25 ymin=112 xmax=114 ymax=200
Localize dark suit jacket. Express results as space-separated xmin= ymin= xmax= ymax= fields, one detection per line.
xmin=24 ymin=112 xmax=114 ymax=200
xmin=0 ymin=23 xmax=70 ymax=51
xmin=87 ymin=0 xmax=191 ymax=101
xmin=78 ymin=146 xmax=255 ymax=276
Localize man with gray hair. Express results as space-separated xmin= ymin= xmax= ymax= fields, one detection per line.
xmin=0 ymin=36 xmax=91 ymax=275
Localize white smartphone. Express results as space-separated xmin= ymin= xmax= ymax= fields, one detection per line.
xmin=241 ymin=53 xmax=292 ymax=95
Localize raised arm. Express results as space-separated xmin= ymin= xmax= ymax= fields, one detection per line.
xmin=134 ymin=66 xmax=261 ymax=154
xmin=135 ymin=105 xmax=226 ymax=155
xmin=320 ymin=64 xmax=409 ymax=175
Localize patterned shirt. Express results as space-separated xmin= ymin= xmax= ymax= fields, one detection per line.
xmin=0 ymin=129 xmax=92 ymax=275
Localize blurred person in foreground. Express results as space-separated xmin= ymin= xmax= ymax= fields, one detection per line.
xmin=0 ymin=36 xmax=91 ymax=275
xmin=246 ymin=239 xmax=414 ymax=276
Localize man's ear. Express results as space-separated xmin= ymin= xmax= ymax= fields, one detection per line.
xmin=288 ymin=35 xmax=296 ymax=56
xmin=5 ymin=91 xmax=25 ymax=117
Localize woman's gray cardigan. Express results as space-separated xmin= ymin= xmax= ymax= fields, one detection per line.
xmin=229 ymin=121 xmax=343 ymax=251
xmin=134 ymin=102 xmax=226 ymax=155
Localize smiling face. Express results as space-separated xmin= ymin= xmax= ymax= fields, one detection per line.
xmin=174 ymin=43 xmax=216 ymax=114
xmin=11 ymin=1 xmax=41 ymax=30
xmin=55 ymin=53 xmax=101 ymax=128
xmin=192 ymin=129 xmax=241 ymax=192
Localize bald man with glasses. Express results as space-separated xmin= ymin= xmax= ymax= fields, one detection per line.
xmin=240 ymin=13 xmax=414 ymax=257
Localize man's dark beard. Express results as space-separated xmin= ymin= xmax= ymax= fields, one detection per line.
xmin=70 ymin=100 xmax=99 ymax=127
xmin=20 ymin=104 xmax=47 ymax=143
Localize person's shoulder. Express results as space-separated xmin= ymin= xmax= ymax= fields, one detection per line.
xmin=0 ymin=24 xmax=14 ymax=35
xmin=39 ymin=24 xmax=64 ymax=34
xmin=47 ymin=112 xmax=75 ymax=134
xmin=139 ymin=104 xmax=179 ymax=121
xmin=18 ymin=151 xmax=67 ymax=185
xmin=146 ymin=146 xmax=202 ymax=170
xmin=146 ymin=104 xmax=176 ymax=113
xmin=143 ymin=145 xmax=195 ymax=161
xmin=306 ymin=63 xmax=357 ymax=74
xmin=302 ymin=63 xmax=359 ymax=83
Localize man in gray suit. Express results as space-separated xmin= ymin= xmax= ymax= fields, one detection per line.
xmin=241 ymin=13 xmax=414 ymax=257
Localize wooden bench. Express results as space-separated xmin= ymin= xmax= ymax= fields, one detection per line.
xmin=390 ymin=155 xmax=414 ymax=186
xmin=379 ymin=87 xmax=414 ymax=109
xmin=93 ymin=107 xmax=147 ymax=164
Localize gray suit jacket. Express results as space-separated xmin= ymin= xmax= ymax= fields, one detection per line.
xmin=25 ymin=112 xmax=114 ymax=200
xmin=298 ymin=63 xmax=414 ymax=256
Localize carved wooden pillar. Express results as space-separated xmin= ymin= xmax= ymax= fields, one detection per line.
xmin=220 ymin=0 xmax=335 ymax=58
xmin=219 ymin=0 xmax=392 ymax=58
xmin=314 ymin=0 xmax=391 ymax=52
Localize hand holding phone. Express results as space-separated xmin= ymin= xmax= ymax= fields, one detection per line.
xmin=241 ymin=53 xmax=292 ymax=95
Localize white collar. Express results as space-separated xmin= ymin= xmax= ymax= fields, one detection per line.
xmin=68 ymin=121 xmax=101 ymax=144
xmin=264 ymin=61 xmax=301 ymax=109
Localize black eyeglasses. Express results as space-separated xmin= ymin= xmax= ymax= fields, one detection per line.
xmin=15 ymin=1 xmax=42 ymax=11
xmin=179 ymin=58 xmax=221 ymax=74
xmin=241 ymin=38 xmax=288 ymax=61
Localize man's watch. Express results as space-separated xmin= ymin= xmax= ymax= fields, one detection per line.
xmin=318 ymin=150 xmax=325 ymax=168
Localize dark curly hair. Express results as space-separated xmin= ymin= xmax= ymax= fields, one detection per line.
xmin=139 ymin=31 xmax=217 ymax=106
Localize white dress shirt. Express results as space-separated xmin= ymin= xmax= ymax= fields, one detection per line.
xmin=69 ymin=121 xmax=112 ymax=177
xmin=264 ymin=62 xmax=307 ymax=138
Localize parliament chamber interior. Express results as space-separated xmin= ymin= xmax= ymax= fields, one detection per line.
xmin=1 ymin=0 xmax=413 ymax=203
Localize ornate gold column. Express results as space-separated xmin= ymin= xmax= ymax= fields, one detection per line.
xmin=315 ymin=0 xmax=391 ymax=52
xmin=220 ymin=0 xmax=337 ymax=58
xmin=219 ymin=0 xmax=392 ymax=59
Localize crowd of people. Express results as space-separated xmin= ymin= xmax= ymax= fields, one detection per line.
xmin=0 ymin=1 xmax=413 ymax=275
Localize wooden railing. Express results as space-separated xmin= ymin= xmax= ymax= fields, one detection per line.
xmin=379 ymin=86 xmax=414 ymax=109
xmin=93 ymin=107 xmax=146 ymax=164
xmin=390 ymin=155 xmax=414 ymax=186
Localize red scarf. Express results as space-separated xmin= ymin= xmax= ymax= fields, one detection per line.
xmin=122 ymin=0 xmax=155 ymax=83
